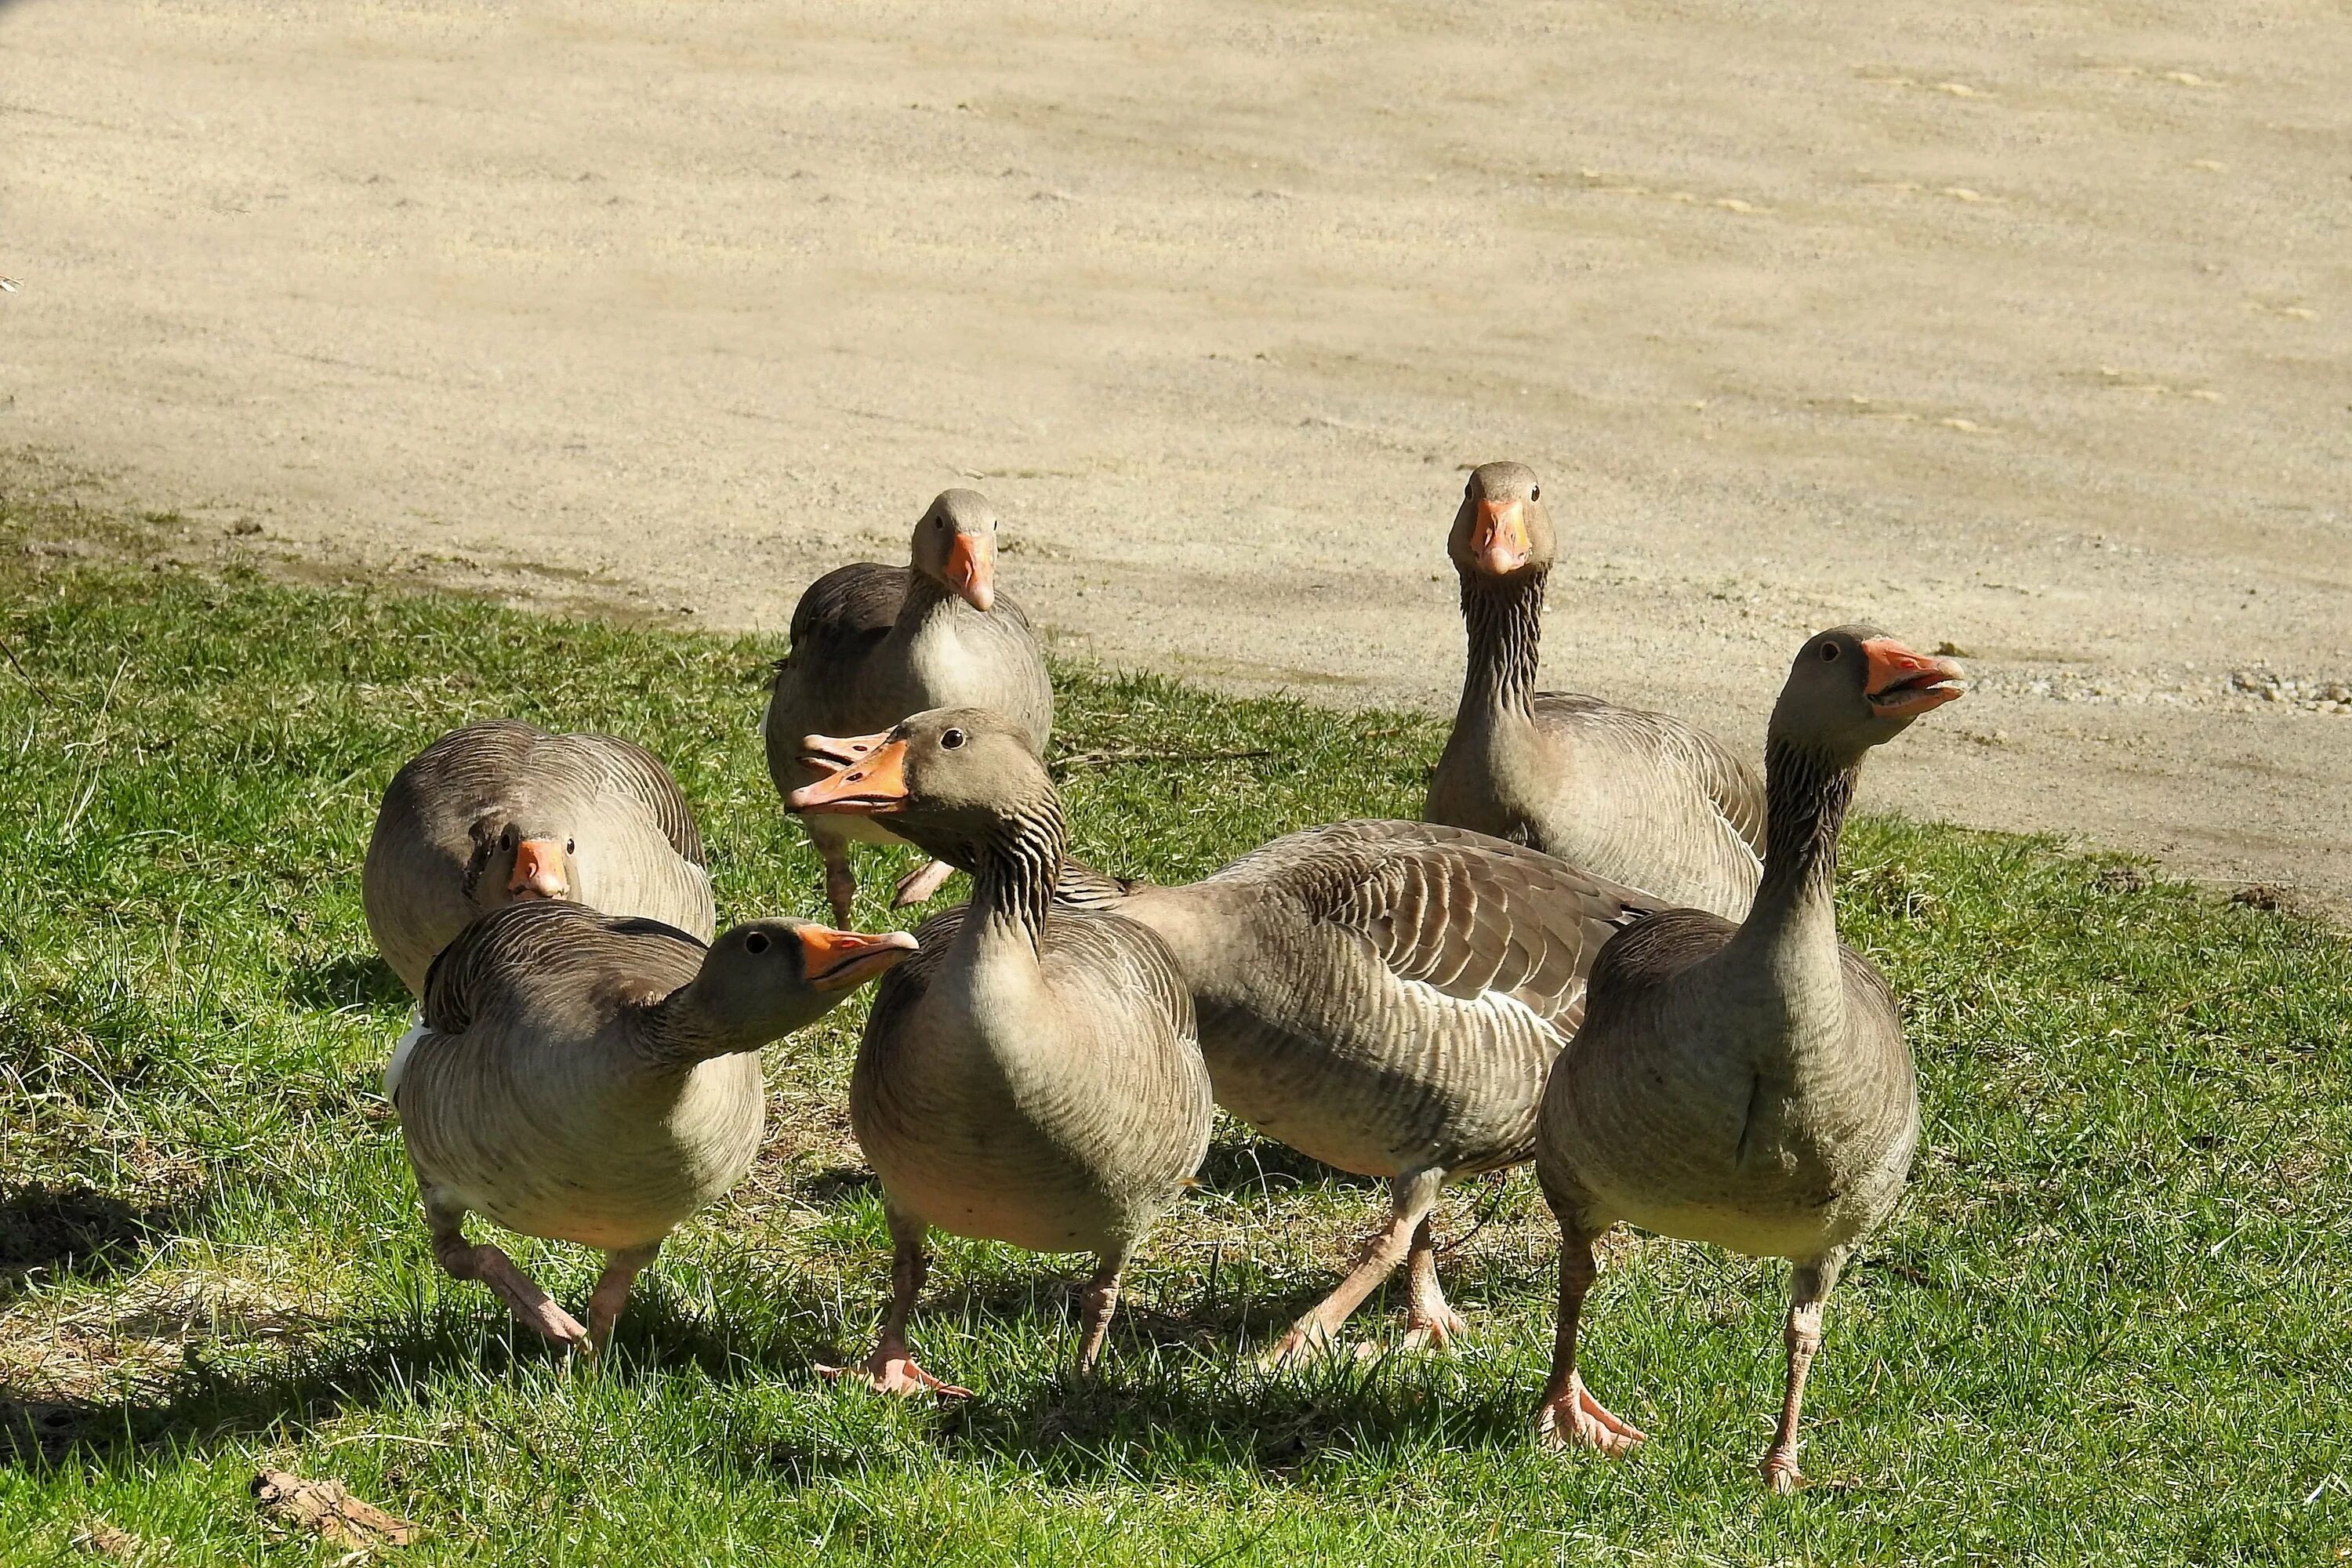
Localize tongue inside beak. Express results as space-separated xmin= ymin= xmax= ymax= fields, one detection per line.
xmin=942 ymin=533 xmax=996 ymax=612
xmin=797 ymin=926 xmax=920 ymax=990
xmin=788 ymin=738 xmax=910 ymax=813
xmin=1862 ymin=639 xmax=1968 ymax=717
xmin=1471 ymin=498 xmax=1531 ymax=576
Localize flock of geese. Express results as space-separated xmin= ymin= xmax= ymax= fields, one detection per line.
xmin=361 ymin=462 xmax=1967 ymax=1491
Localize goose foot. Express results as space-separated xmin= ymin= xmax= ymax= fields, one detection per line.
xmin=1533 ymin=1374 xmax=1646 ymax=1457
xmin=444 ymin=1241 xmax=590 ymax=1350
xmin=1396 ymin=1306 xmax=1471 ymax=1355
xmin=891 ymin=858 xmax=957 ymax=909
xmin=1760 ymin=1450 xmax=1806 ymax=1494
xmin=1257 ymin=1326 xmax=1345 ymax=1370
xmin=1399 ymin=1212 xmax=1470 ymax=1352
xmin=818 ymin=1348 xmax=971 ymax=1399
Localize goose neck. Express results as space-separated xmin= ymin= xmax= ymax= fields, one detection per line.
xmin=1457 ymin=570 xmax=1545 ymax=723
xmin=1726 ymin=735 xmax=1857 ymax=989
xmin=963 ymin=795 xmax=1065 ymax=956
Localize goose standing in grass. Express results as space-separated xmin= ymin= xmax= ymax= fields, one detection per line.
xmin=387 ymin=900 xmax=917 ymax=1352
xmin=364 ymin=719 xmax=716 ymax=995
xmin=1530 ymin=626 xmax=1962 ymax=1490
xmin=790 ymin=710 xmax=1212 ymax=1394
xmin=1426 ymin=462 xmax=1766 ymax=920
xmin=765 ymin=489 xmax=1054 ymax=924
xmin=1054 ymin=818 xmax=1660 ymax=1360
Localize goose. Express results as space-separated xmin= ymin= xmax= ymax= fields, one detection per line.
xmin=387 ymin=899 xmax=918 ymax=1352
xmin=789 ymin=710 xmax=1212 ymax=1394
xmin=1051 ymin=818 xmax=1661 ymax=1360
xmin=364 ymin=719 xmax=716 ymax=996
xmin=1425 ymin=462 xmax=1766 ymax=920
xmin=764 ymin=489 xmax=1054 ymax=925
xmin=1530 ymin=626 xmax=1963 ymax=1490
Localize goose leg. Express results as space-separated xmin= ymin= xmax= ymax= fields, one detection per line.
xmin=820 ymin=1207 xmax=970 ymax=1398
xmin=1759 ymin=1257 xmax=1838 ymax=1493
xmin=584 ymin=1240 xmax=662 ymax=1355
xmin=1262 ymin=1167 xmax=1444 ymax=1365
xmin=1399 ymin=1211 xmax=1472 ymax=1352
xmin=891 ymin=857 xmax=959 ymax=909
xmin=1531 ymin=1215 xmax=1646 ymax=1455
xmin=1073 ymin=1247 xmax=1132 ymax=1374
xmin=808 ymin=818 xmax=859 ymax=926
xmin=425 ymin=1194 xmax=588 ymax=1349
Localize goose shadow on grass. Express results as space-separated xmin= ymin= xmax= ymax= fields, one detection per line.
xmin=281 ymin=951 xmax=412 ymax=1012
xmin=0 ymin=1182 xmax=202 ymax=1307
xmin=2 ymin=1261 xmax=1537 ymax=1481
xmin=0 ymin=1282 xmax=858 ymax=1472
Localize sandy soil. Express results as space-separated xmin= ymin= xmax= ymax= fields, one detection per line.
xmin=3 ymin=2 xmax=2348 ymax=909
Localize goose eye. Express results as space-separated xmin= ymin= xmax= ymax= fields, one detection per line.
xmin=564 ymin=839 xmax=575 ymax=855
xmin=940 ymin=728 xmax=967 ymax=750
xmin=1530 ymin=485 xmax=1541 ymax=501
xmin=744 ymin=931 xmax=771 ymax=955
xmin=1820 ymin=643 xmax=1841 ymax=662
xmin=500 ymin=826 xmax=517 ymax=850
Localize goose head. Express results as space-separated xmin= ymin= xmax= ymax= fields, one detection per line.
xmin=909 ymin=488 xmax=1001 ymax=612
xmin=789 ymin=707 xmax=1049 ymax=865
xmin=469 ymin=816 xmax=579 ymax=907
xmin=1769 ymin=626 xmax=1966 ymax=764
xmin=682 ymin=918 xmax=920 ymax=1042
xmin=1448 ymin=461 xmax=1556 ymax=583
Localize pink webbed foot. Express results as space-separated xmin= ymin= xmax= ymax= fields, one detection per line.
xmin=891 ymin=858 xmax=957 ymax=909
xmin=1398 ymin=1302 xmax=1472 ymax=1354
xmin=1760 ymin=1450 xmax=1806 ymax=1494
xmin=817 ymin=1348 xmax=971 ymax=1399
xmin=1534 ymin=1374 xmax=1647 ymax=1457
xmin=454 ymin=1243 xmax=591 ymax=1350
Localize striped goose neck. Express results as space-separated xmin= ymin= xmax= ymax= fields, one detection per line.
xmin=635 ymin=981 xmax=760 ymax=1068
xmin=1458 ymin=569 xmax=1546 ymax=721
xmin=1733 ymin=735 xmax=1859 ymax=964
xmin=967 ymin=794 xmax=1066 ymax=953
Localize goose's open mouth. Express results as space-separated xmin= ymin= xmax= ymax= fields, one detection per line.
xmin=789 ymin=735 xmax=909 ymax=814
xmin=1861 ymin=640 xmax=1967 ymax=717
xmin=800 ymin=730 xmax=881 ymax=771
xmin=799 ymin=927 xmax=920 ymax=990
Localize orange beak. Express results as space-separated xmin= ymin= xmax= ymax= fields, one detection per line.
xmin=800 ymin=729 xmax=885 ymax=771
xmin=508 ymin=837 xmax=570 ymax=899
xmin=942 ymin=532 xmax=995 ymax=612
xmin=1470 ymin=497 xmax=1532 ymax=576
xmin=797 ymin=925 xmax=920 ymax=991
xmin=789 ymin=736 xmax=910 ymax=815
xmin=1861 ymin=638 xmax=1967 ymax=718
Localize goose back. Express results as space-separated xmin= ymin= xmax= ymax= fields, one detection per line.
xmin=1096 ymin=820 xmax=1658 ymax=1181
xmin=364 ymin=720 xmax=715 ymax=993
xmin=764 ymin=565 xmax=1054 ymax=817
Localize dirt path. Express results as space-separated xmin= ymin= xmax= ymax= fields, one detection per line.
xmin=4 ymin=2 xmax=2348 ymax=909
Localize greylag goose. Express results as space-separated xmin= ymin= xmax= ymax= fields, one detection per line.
xmin=764 ymin=489 xmax=1054 ymax=924
xmin=364 ymin=719 xmax=716 ymax=995
xmin=1053 ymin=819 xmax=1661 ymax=1359
xmin=1530 ymin=626 xmax=1963 ymax=1490
xmin=387 ymin=899 xmax=917 ymax=1352
xmin=1426 ymin=462 xmax=1766 ymax=920
xmin=789 ymin=710 xmax=1212 ymax=1394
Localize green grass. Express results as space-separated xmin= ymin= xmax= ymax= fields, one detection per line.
xmin=0 ymin=498 xmax=2346 ymax=1564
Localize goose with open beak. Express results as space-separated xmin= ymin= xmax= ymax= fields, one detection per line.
xmin=789 ymin=709 xmax=1213 ymax=1396
xmin=388 ymin=902 xmax=916 ymax=1355
xmin=1531 ymin=626 xmax=1961 ymax=1490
